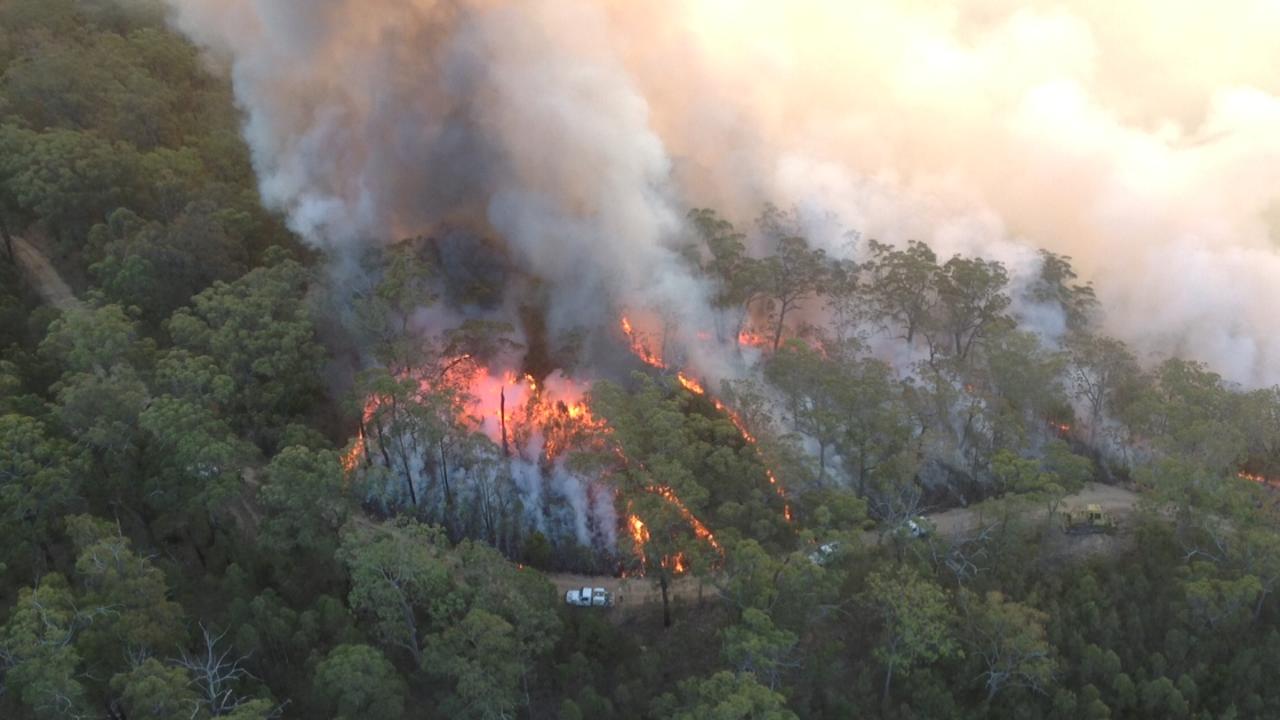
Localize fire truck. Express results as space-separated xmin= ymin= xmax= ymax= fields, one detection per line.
xmin=1063 ymin=504 xmax=1117 ymax=534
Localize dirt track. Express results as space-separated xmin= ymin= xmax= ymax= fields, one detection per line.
xmin=924 ymin=482 xmax=1141 ymax=537
xmin=549 ymin=573 xmax=713 ymax=609
xmin=10 ymin=235 xmax=81 ymax=310
xmin=553 ymin=483 xmax=1144 ymax=612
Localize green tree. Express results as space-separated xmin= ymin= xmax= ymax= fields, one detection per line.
xmin=109 ymin=658 xmax=203 ymax=720
xmin=0 ymin=413 xmax=82 ymax=578
xmin=686 ymin=208 xmax=761 ymax=344
xmin=587 ymin=376 xmax=718 ymax=627
xmin=862 ymin=565 xmax=957 ymax=704
xmin=659 ymin=671 xmax=798 ymax=720
xmin=865 ymin=239 xmax=939 ymax=346
xmin=425 ymin=608 xmax=523 ymax=720
xmin=722 ymin=608 xmax=799 ymax=691
xmin=1066 ymin=334 xmax=1141 ymax=447
xmin=258 ymin=446 xmax=351 ymax=585
xmin=960 ymin=590 xmax=1056 ymax=701
xmin=933 ymin=254 xmax=1011 ymax=362
xmin=68 ymin=516 xmax=185 ymax=670
xmin=167 ymin=255 xmax=323 ymax=447
xmin=1029 ymin=250 xmax=1097 ymax=333
xmin=764 ymin=340 xmax=845 ymax=483
xmin=88 ymin=204 xmax=249 ymax=326
xmin=754 ymin=207 xmax=827 ymax=352
xmin=139 ymin=396 xmax=247 ymax=496
xmin=39 ymin=303 xmax=153 ymax=375
xmin=0 ymin=125 xmax=141 ymax=243
xmin=340 ymin=519 xmax=452 ymax=665
xmin=0 ymin=574 xmax=87 ymax=719
xmin=314 ymin=644 xmax=407 ymax=720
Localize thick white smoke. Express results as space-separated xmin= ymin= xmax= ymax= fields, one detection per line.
xmin=167 ymin=0 xmax=1280 ymax=387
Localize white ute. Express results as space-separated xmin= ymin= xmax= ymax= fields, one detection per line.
xmin=565 ymin=587 xmax=611 ymax=608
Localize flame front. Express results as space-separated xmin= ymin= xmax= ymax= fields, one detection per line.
xmin=346 ymin=354 xmax=723 ymax=576
xmin=621 ymin=315 xmax=666 ymax=368
xmin=676 ymin=372 xmax=705 ymax=395
xmin=677 ymin=371 xmax=793 ymax=522
xmin=343 ymin=359 xmax=605 ymax=480
xmin=341 ymin=395 xmax=382 ymax=474
xmin=1239 ymin=470 xmax=1280 ymax=489
xmin=737 ymin=329 xmax=770 ymax=350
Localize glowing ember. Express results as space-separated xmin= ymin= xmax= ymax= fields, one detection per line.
xmin=621 ymin=319 xmax=787 ymax=526
xmin=737 ymin=329 xmax=770 ymax=350
xmin=1239 ymin=470 xmax=1280 ymax=488
xmin=677 ymin=372 xmax=705 ymax=395
xmin=341 ymin=395 xmax=381 ymax=474
xmin=646 ymin=484 xmax=721 ymax=552
xmin=662 ymin=553 xmax=688 ymax=574
xmin=675 ymin=372 xmax=793 ymax=522
xmin=1051 ymin=422 xmax=1072 ymax=434
xmin=628 ymin=513 xmax=649 ymax=555
xmin=620 ymin=315 xmax=666 ymax=368
xmin=345 ymin=360 xmax=602 ymax=477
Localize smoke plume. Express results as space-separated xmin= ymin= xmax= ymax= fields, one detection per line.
xmin=166 ymin=0 xmax=1280 ymax=387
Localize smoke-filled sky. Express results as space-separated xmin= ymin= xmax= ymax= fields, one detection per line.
xmin=165 ymin=0 xmax=1280 ymax=387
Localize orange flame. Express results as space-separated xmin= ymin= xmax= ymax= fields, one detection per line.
xmin=662 ymin=553 xmax=688 ymax=574
xmin=677 ymin=372 xmax=705 ymax=396
xmin=674 ymin=371 xmax=794 ymax=523
xmin=345 ymin=361 xmax=603 ymax=477
xmin=1239 ymin=470 xmax=1280 ymax=488
xmin=341 ymin=395 xmax=382 ymax=474
xmin=620 ymin=315 xmax=666 ymax=368
xmin=737 ymin=329 xmax=770 ymax=350
xmin=628 ymin=513 xmax=649 ymax=558
xmin=646 ymin=484 xmax=721 ymax=552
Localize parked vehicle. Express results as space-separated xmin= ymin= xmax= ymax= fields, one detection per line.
xmin=1063 ymin=504 xmax=1117 ymax=534
xmin=808 ymin=541 xmax=842 ymax=565
xmin=565 ymin=587 xmax=612 ymax=607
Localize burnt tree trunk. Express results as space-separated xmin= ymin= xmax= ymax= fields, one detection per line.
xmin=0 ymin=216 xmax=12 ymax=262
xmin=659 ymin=571 xmax=672 ymax=628
xmin=500 ymin=387 xmax=509 ymax=456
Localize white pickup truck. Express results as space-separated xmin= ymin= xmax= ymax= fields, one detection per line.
xmin=565 ymin=587 xmax=612 ymax=608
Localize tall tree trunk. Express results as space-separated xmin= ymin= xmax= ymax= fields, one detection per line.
xmin=398 ymin=445 xmax=417 ymax=507
xmin=500 ymin=387 xmax=509 ymax=456
xmin=372 ymin=418 xmax=395 ymax=473
xmin=0 ymin=216 xmax=13 ymax=262
xmin=882 ymin=663 xmax=894 ymax=706
xmin=439 ymin=437 xmax=453 ymax=535
xmin=660 ymin=571 xmax=672 ymax=628
xmin=772 ymin=300 xmax=790 ymax=352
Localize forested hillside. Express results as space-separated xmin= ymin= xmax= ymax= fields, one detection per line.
xmin=3 ymin=3 xmax=1280 ymax=720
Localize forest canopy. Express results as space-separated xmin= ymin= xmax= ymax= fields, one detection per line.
xmin=1 ymin=3 xmax=1280 ymax=720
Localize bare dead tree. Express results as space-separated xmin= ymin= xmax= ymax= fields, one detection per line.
xmin=175 ymin=624 xmax=256 ymax=717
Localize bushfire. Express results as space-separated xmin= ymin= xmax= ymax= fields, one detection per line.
xmin=737 ymin=329 xmax=770 ymax=350
xmin=676 ymin=370 xmax=793 ymax=522
xmin=620 ymin=316 xmax=666 ymax=369
xmin=1239 ymin=470 xmax=1280 ymax=489
xmin=342 ymin=309 xmax=795 ymax=578
xmin=342 ymin=359 xmax=602 ymax=474
xmin=343 ymin=352 xmax=723 ymax=577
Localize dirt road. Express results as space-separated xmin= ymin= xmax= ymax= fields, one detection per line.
xmin=924 ymin=482 xmax=1141 ymax=537
xmin=552 ymin=482 xmax=1143 ymax=612
xmin=10 ymin=235 xmax=81 ymax=310
xmin=549 ymin=573 xmax=713 ymax=609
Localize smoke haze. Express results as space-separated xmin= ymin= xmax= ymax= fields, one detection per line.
xmin=165 ymin=0 xmax=1280 ymax=386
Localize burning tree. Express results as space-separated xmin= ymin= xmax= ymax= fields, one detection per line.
xmin=584 ymin=376 xmax=724 ymax=627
